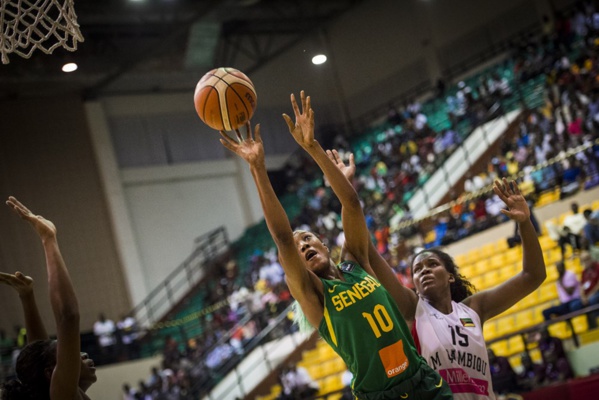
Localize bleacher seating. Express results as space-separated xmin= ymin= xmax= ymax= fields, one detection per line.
xmin=261 ymin=190 xmax=598 ymax=395
xmin=455 ymin=199 xmax=599 ymax=364
xmin=255 ymin=178 xmax=599 ymax=399
xmin=256 ymin=339 xmax=349 ymax=400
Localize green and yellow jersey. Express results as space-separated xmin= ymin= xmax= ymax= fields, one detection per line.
xmin=318 ymin=260 xmax=422 ymax=396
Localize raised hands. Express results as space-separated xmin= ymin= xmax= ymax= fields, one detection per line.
xmin=219 ymin=122 xmax=264 ymax=166
xmin=492 ymin=178 xmax=530 ymax=223
xmin=283 ymin=90 xmax=316 ymax=150
xmin=0 ymin=271 xmax=34 ymax=297
xmin=326 ymin=149 xmax=355 ymax=182
xmin=6 ymin=196 xmax=57 ymax=242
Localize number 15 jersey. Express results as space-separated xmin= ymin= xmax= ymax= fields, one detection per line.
xmin=413 ymin=299 xmax=495 ymax=399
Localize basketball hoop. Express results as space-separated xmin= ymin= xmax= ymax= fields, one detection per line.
xmin=0 ymin=0 xmax=84 ymax=64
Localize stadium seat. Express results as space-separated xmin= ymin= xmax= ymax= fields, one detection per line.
xmin=504 ymin=302 xmax=521 ymax=315
xmin=508 ymin=335 xmax=525 ymax=356
xmin=529 ymin=348 xmax=542 ymax=363
xmin=557 ymin=213 xmax=569 ymax=227
xmin=548 ymin=321 xmax=571 ymax=339
xmin=470 ymin=275 xmax=483 ymax=290
xmin=565 ymin=257 xmax=582 ymax=274
xmin=504 ymin=247 xmax=521 ymax=265
xmin=467 ymin=248 xmax=483 ymax=264
xmin=307 ymin=364 xmax=326 ymax=380
xmin=519 ymin=291 xmax=538 ymax=309
xmin=539 ymin=284 xmax=558 ymax=303
xmin=498 ymin=264 xmax=517 ymax=281
xmin=483 ymin=321 xmax=497 ymax=341
xmin=509 ymin=354 xmax=522 ymax=370
xmin=482 ymin=270 xmax=500 ymax=288
xmin=480 ymin=243 xmax=496 ymax=260
xmin=572 ymin=315 xmax=588 ymax=335
xmin=319 ymin=373 xmax=344 ymax=396
xmin=472 ymin=260 xmax=489 ymax=276
xmin=489 ymin=254 xmax=505 ymax=271
xmin=322 ymin=345 xmax=338 ymax=362
xmin=424 ymin=230 xmax=436 ymax=246
xmin=301 ymin=348 xmax=320 ymax=364
xmin=489 ymin=340 xmax=508 ymax=357
xmin=330 ymin=357 xmax=347 ymax=375
xmin=536 ymin=188 xmax=560 ymax=207
xmin=496 ymin=315 xmax=515 ymax=337
xmin=532 ymin=307 xmax=544 ymax=324
xmin=538 ymin=235 xmax=556 ymax=251
xmin=515 ymin=309 xmax=535 ymax=330
xmin=460 ymin=264 xmax=474 ymax=278
xmin=495 ymin=238 xmax=509 ymax=253
xmin=454 ymin=253 xmax=468 ymax=267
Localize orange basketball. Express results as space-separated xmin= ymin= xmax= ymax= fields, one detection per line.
xmin=194 ymin=67 xmax=257 ymax=131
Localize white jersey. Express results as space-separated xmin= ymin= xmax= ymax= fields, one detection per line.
xmin=413 ymin=299 xmax=495 ymax=399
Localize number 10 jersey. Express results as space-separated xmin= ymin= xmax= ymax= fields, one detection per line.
xmin=318 ymin=260 xmax=422 ymax=396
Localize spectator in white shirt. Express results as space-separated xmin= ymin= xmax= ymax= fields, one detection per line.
xmin=558 ymin=202 xmax=587 ymax=259
xmin=93 ymin=313 xmax=116 ymax=364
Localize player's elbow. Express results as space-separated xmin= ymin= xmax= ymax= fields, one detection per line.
xmin=345 ymin=195 xmax=362 ymax=211
xmin=54 ymin=303 xmax=81 ymax=326
xmin=522 ymin=265 xmax=546 ymax=289
xmin=273 ymin=231 xmax=295 ymax=248
xmin=56 ymin=311 xmax=80 ymax=332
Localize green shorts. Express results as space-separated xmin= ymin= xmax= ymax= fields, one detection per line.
xmin=354 ymin=362 xmax=453 ymax=400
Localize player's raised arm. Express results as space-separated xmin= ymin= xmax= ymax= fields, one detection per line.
xmin=6 ymin=197 xmax=82 ymax=400
xmin=283 ymin=91 xmax=369 ymax=267
xmin=219 ymin=124 xmax=324 ymax=327
xmin=0 ymin=271 xmax=48 ymax=343
xmin=326 ymin=149 xmax=419 ymax=321
xmin=465 ymin=179 xmax=546 ymax=322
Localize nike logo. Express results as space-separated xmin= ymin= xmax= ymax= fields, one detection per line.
xmin=328 ymin=284 xmax=339 ymax=293
xmin=400 ymin=394 xmax=408 ymax=399
xmin=435 ymin=378 xmax=443 ymax=388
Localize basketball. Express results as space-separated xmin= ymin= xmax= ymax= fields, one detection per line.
xmin=194 ymin=67 xmax=258 ymax=131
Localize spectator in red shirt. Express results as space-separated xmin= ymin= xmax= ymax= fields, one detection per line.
xmin=580 ymin=251 xmax=599 ymax=328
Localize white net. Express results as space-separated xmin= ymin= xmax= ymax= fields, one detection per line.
xmin=0 ymin=0 xmax=84 ymax=64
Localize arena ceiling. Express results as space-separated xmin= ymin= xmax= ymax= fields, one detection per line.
xmin=0 ymin=0 xmax=362 ymax=99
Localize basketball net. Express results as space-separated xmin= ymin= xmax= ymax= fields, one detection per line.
xmin=0 ymin=0 xmax=84 ymax=64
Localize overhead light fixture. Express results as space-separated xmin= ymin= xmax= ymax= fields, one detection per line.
xmin=62 ymin=62 xmax=78 ymax=73
xmin=312 ymin=54 xmax=327 ymax=65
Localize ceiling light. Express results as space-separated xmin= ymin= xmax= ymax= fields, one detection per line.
xmin=312 ymin=54 xmax=327 ymax=65
xmin=62 ymin=62 xmax=78 ymax=73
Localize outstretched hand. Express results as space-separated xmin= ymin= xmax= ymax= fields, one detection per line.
xmin=0 ymin=271 xmax=34 ymax=297
xmin=219 ymin=122 xmax=265 ymax=166
xmin=492 ymin=178 xmax=530 ymax=223
xmin=326 ymin=149 xmax=355 ymax=182
xmin=283 ymin=90 xmax=316 ymax=150
xmin=6 ymin=197 xmax=57 ymax=241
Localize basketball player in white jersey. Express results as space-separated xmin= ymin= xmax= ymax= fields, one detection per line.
xmin=331 ymin=152 xmax=546 ymax=399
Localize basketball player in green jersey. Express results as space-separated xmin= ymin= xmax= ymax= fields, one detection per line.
xmin=220 ymin=91 xmax=452 ymax=399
